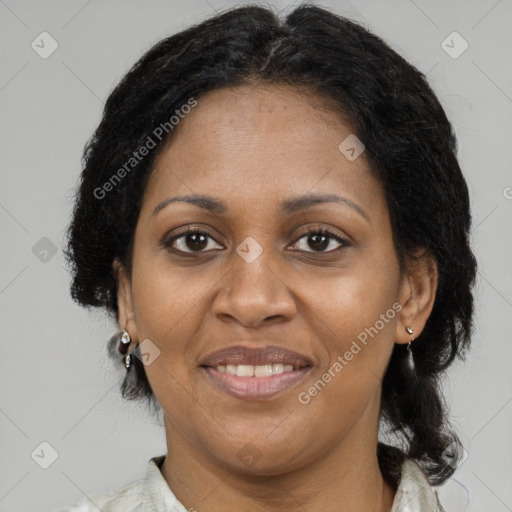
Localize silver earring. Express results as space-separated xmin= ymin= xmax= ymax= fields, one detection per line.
xmin=117 ymin=330 xmax=131 ymax=354
xmin=404 ymin=326 xmax=415 ymax=371
xmin=117 ymin=329 xmax=133 ymax=370
xmin=121 ymin=330 xmax=131 ymax=345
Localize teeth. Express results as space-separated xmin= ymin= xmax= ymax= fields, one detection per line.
xmin=215 ymin=364 xmax=295 ymax=376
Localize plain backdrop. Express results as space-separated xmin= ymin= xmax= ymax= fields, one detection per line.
xmin=1 ymin=1 xmax=511 ymax=511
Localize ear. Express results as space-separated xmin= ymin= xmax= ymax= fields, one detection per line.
xmin=395 ymin=250 xmax=438 ymax=344
xmin=113 ymin=258 xmax=139 ymax=342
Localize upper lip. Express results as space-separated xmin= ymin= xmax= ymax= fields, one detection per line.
xmin=200 ymin=345 xmax=313 ymax=368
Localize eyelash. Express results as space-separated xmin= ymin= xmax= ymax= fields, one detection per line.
xmin=163 ymin=226 xmax=351 ymax=256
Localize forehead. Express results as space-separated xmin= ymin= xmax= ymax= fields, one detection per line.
xmin=156 ymin=84 xmax=357 ymax=158
xmin=143 ymin=84 xmax=384 ymax=217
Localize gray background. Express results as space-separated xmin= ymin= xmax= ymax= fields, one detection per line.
xmin=1 ymin=0 xmax=511 ymax=511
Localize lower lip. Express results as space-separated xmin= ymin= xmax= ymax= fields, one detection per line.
xmin=201 ymin=366 xmax=312 ymax=401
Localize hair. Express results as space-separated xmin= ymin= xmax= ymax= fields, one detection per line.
xmin=64 ymin=3 xmax=477 ymax=486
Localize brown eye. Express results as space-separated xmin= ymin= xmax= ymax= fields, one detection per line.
xmin=290 ymin=229 xmax=350 ymax=253
xmin=164 ymin=229 xmax=223 ymax=254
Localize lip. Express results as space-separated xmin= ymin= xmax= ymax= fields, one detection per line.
xmin=201 ymin=365 xmax=312 ymax=401
xmin=199 ymin=344 xmax=313 ymax=368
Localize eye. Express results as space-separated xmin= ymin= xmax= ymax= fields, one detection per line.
xmin=289 ymin=228 xmax=350 ymax=253
xmin=163 ymin=226 xmax=350 ymax=256
xmin=163 ymin=228 xmax=223 ymax=254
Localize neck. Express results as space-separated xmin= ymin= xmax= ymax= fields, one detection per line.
xmin=160 ymin=418 xmax=397 ymax=512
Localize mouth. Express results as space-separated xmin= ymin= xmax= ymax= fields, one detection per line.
xmin=199 ymin=344 xmax=313 ymax=368
xmin=199 ymin=345 xmax=313 ymax=401
xmin=200 ymin=365 xmax=312 ymax=400
xmin=204 ymin=362 xmax=308 ymax=375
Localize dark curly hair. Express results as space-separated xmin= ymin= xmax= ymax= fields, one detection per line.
xmin=64 ymin=3 xmax=477 ymax=486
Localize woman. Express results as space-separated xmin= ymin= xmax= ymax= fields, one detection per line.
xmin=60 ymin=4 xmax=477 ymax=511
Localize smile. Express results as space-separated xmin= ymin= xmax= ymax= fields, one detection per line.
xmin=201 ymin=365 xmax=312 ymax=400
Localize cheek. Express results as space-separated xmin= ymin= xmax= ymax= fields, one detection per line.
xmin=129 ymin=251 xmax=217 ymax=391
xmin=130 ymin=248 xmax=207 ymax=342
xmin=129 ymin=261 xmax=202 ymax=420
xmin=303 ymin=256 xmax=399 ymax=396
xmin=313 ymin=255 xmax=399 ymax=342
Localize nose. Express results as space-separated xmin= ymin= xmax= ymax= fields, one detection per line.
xmin=212 ymin=251 xmax=297 ymax=329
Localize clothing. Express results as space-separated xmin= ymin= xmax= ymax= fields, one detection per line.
xmin=56 ymin=454 xmax=445 ymax=512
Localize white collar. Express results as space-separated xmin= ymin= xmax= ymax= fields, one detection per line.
xmin=142 ymin=455 xmax=444 ymax=511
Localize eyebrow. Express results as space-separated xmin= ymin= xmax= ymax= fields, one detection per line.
xmin=151 ymin=193 xmax=370 ymax=222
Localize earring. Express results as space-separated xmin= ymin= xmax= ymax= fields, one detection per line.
xmin=404 ymin=326 xmax=415 ymax=371
xmin=118 ymin=329 xmax=131 ymax=355
xmin=117 ymin=329 xmax=133 ymax=370
xmin=121 ymin=330 xmax=131 ymax=345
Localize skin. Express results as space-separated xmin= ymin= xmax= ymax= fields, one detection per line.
xmin=114 ymin=84 xmax=437 ymax=512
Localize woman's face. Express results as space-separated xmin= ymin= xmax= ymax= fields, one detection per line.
xmin=117 ymin=84 xmax=423 ymax=474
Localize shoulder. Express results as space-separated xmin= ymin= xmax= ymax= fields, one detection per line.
xmin=391 ymin=458 xmax=446 ymax=512
xmin=54 ymin=477 xmax=144 ymax=512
